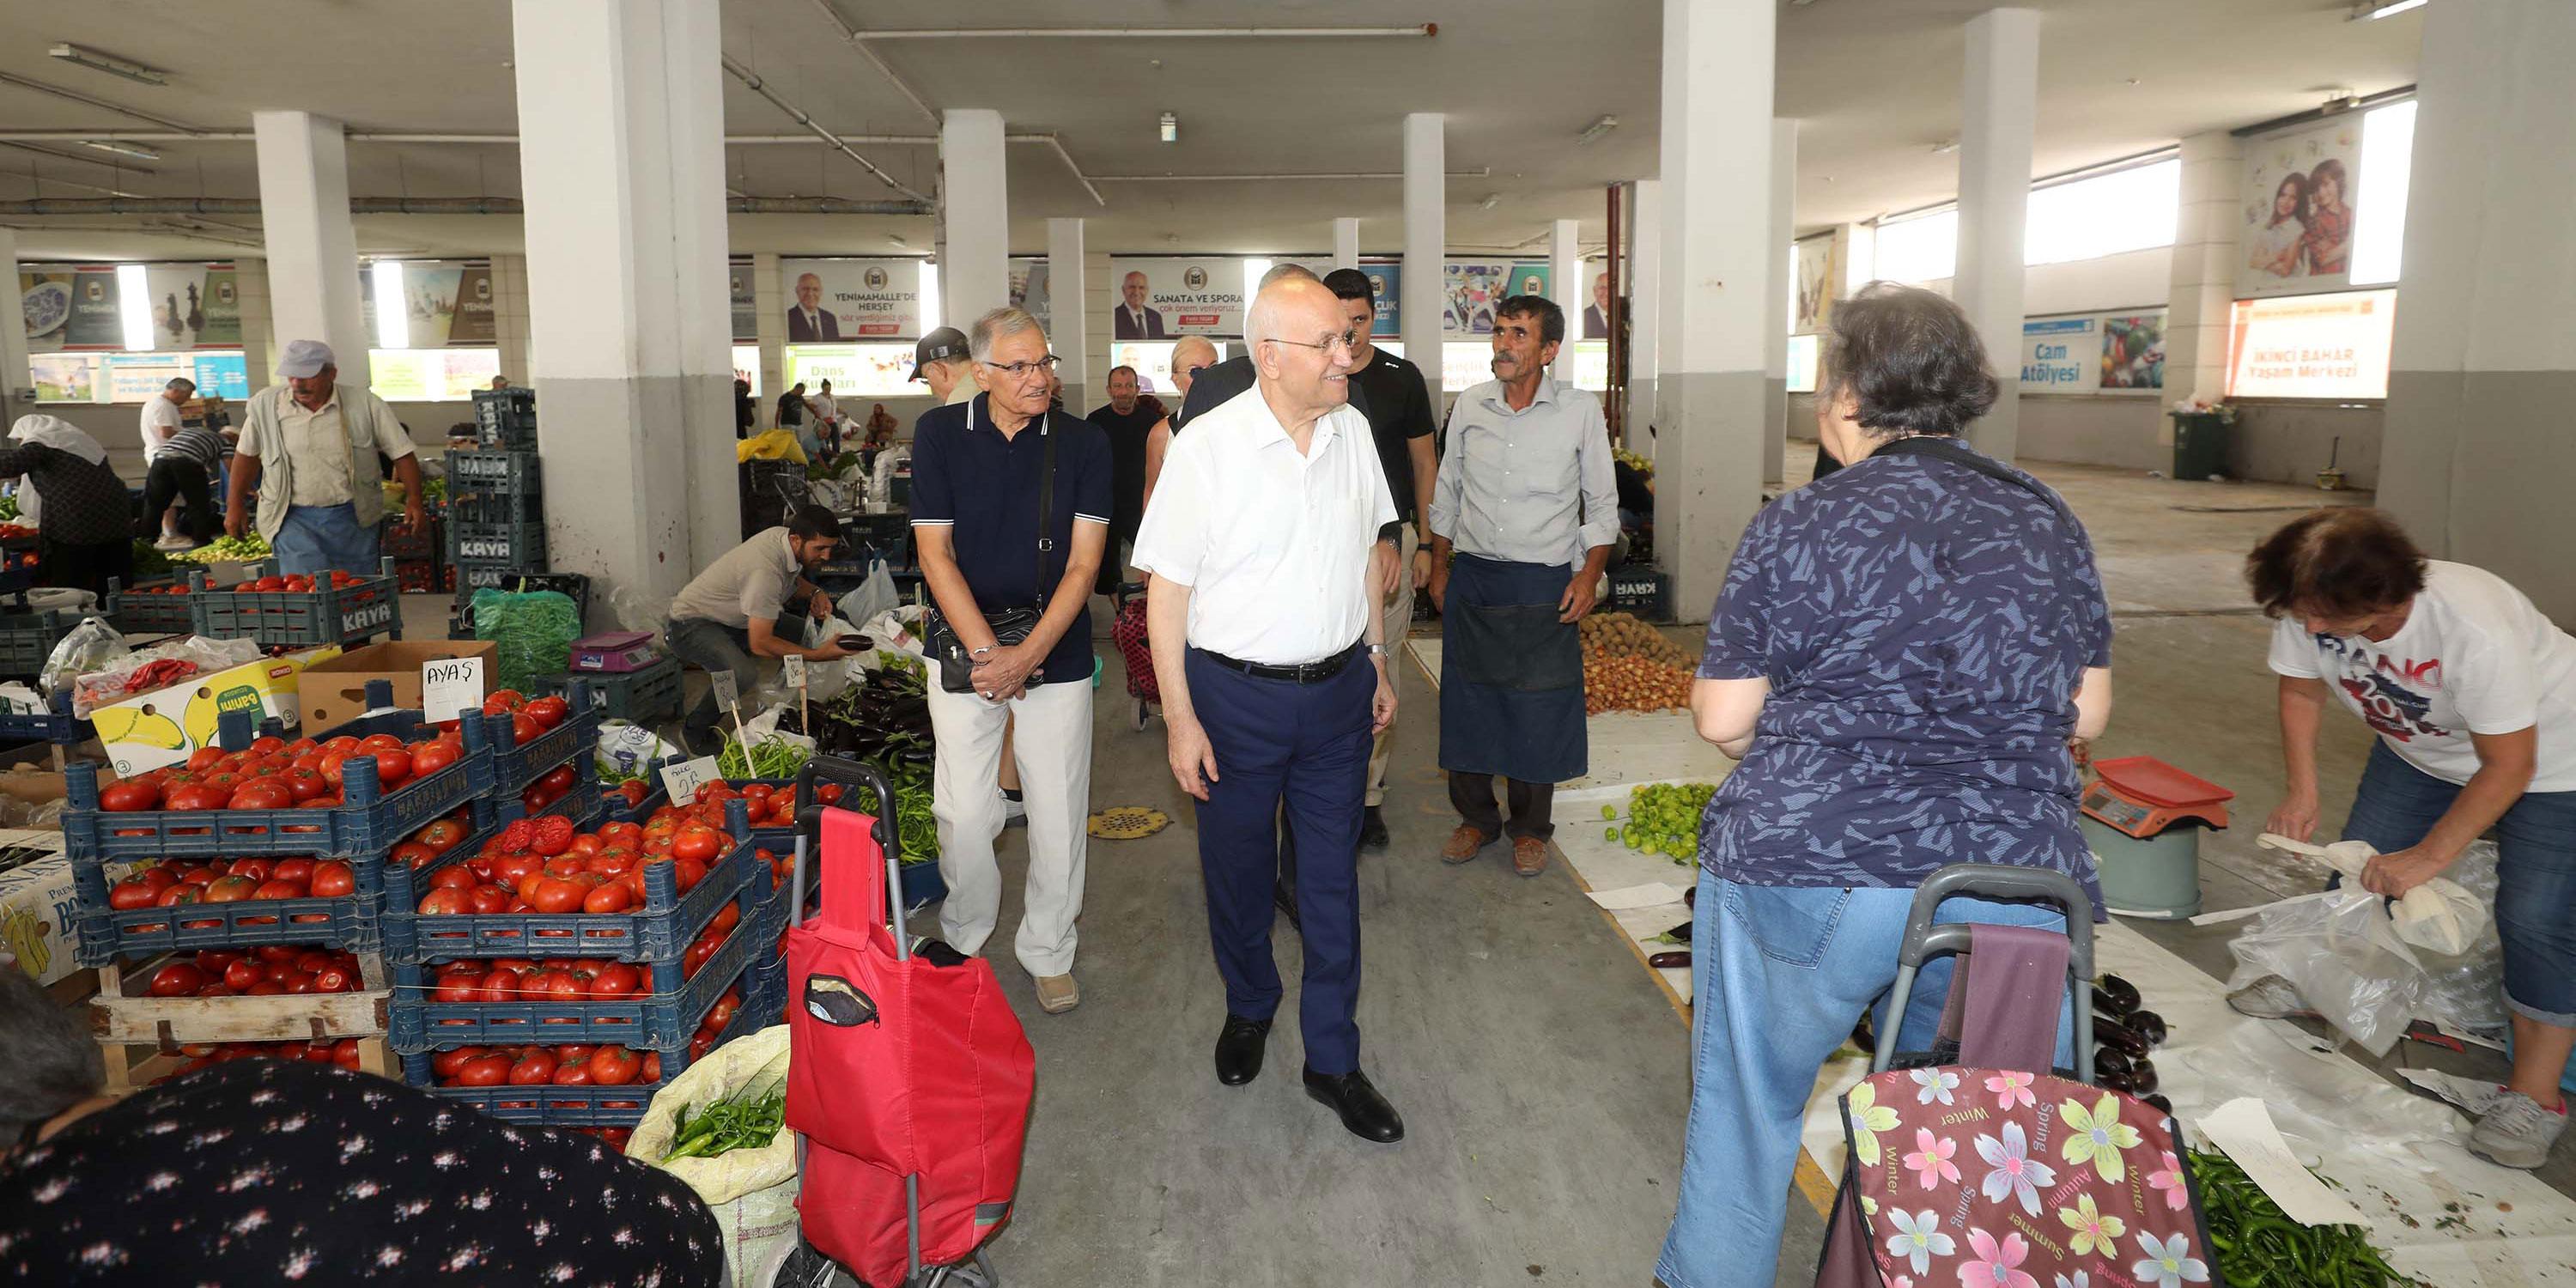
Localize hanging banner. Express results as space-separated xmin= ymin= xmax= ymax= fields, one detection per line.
xmin=2236 ymin=116 xmax=2362 ymax=300
xmin=1108 ymin=258 xmax=1242 ymax=338
xmin=1442 ymin=261 xmax=1554 ymax=337
xmin=1358 ymin=262 xmax=1400 ymax=337
xmin=140 ymin=263 xmax=243 ymax=349
xmin=729 ymin=258 xmax=757 ymax=343
xmin=781 ymin=258 xmax=923 ymax=341
xmin=2224 ymin=289 xmax=2396 ymax=401
xmin=1793 ymin=235 xmax=1837 ymax=335
xmin=361 ymin=261 xmax=495 ymax=347
xmin=1581 ymin=263 xmax=1615 ymax=340
xmin=2099 ymin=312 xmax=2166 ymax=392
xmin=21 ymin=265 xmax=125 ymax=352
xmin=2020 ymin=310 xmax=2166 ymax=396
xmin=1009 ymin=258 xmax=1051 ymax=334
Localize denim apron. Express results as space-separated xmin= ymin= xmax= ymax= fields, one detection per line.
xmin=1437 ymin=553 xmax=1587 ymax=782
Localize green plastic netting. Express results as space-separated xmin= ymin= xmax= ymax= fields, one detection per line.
xmin=470 ymin=587 xmax=581 ymax=691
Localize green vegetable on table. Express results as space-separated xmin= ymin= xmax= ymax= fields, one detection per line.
xmin=854 ymin=779 xmax=939 ymax=866
xmin=1611 ymin=781 xmax=1716 ymax=865
xmin=168 ymin=533 xmax=274 ymax=564
xmin=660 ymin=1089 xmax=787 ymax=1162
xmin=719 ymin=735 xmax=811 ymax=781
xmin=2188 ymin=1148 xmax=2411 ymax=1287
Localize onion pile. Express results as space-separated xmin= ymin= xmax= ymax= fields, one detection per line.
xmin=1581 ymin=611 xmax=1695 ymax=714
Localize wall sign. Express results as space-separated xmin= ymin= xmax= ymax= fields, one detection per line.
xmin=2224 ymin=289 xmax=2396 ymax=400
xmin=781 ymin=258 xmax=924 ymax=342
xmin=2018 ymin=309 xmax=2165 ymax=396
xmin=2236 ymin=117 xmax=2364 ymax=301
xmin=1108 ymin=258 xmax=1243 ymax=337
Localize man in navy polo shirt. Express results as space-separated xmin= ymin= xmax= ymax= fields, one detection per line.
xmin=910 ymin=307 xmax=1112 ymax=1016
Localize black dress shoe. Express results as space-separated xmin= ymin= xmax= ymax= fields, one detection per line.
xmin=1358 ymin=805 xmax=1389 ymax=849
xmin=1215 ymin=1014 xmax=1272 ymax=1086
xmin=1303 ymin=1066 xmax=1405 ymax=1143
xmin=1273 ymin=882 xmax=1302 ymax=933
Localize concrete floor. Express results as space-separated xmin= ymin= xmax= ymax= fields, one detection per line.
xmin=391 ymin=445 xmax=2572 ymax=1285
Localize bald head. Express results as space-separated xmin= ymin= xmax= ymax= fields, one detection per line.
xmin=1246 ymin=276 xmax=1341 ymax=349
xmin=1249 ymin=276 xmax=1354 ymax=424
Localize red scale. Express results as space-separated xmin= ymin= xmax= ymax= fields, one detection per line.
xmin=2078 ymin=756 xmax=2233 ymax=920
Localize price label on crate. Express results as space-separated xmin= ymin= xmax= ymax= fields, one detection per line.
xmin=421 ymin=656 xmax=486 ymax=723
xmin=781 ymin=654 xmax=808 ymax=690
xmin=709 ymin=669 xmax=740 ymax=712
xmin=660 ymin=755 xmax=721 ymax=805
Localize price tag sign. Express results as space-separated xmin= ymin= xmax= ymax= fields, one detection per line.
xmin=660 ymin=755 xmax=721 ymax=805
xmin=709 ymin=669 xmax=740 ymax=712
xmin=421 ymin=656 xmax=486 ymax=723
xmin=781 ymin=654 xmax=809 ymax=690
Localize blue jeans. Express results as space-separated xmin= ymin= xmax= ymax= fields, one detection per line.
xmin=2342 ymin=739 xmax=2576 ymax=1025
xmin=1656 ymin=873 xmax=2077 ymax=1288
xmin=665 ymin=617 xmax=759 ymax=747
xmin=269 ymin=502 xmax=380 ymax=578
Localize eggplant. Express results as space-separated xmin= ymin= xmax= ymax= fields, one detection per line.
xmin=2129 ymin=1010 xmax=2168 ymax=1048
xmin=1647 ymin=951 xmax=1690 ymax=969
xmin=2127 ymin=1058 xmax=2159 ymax=1094
xmin=1662 ymin=920 xmax=1692 ymax=944
xmin=2092 ymin=1048 xmax=2133 ymax=1078
xmin=1685 ymin=885 xmax=1697 ymax=908
xmin=2093 ymin=1013 xmax=2150 ymax=1059
xmin=2142 ymin=1094 xmax=2174 ymax=1118
xmin=2091 ymin=984 xmax=2135 ymax=1020
xmin=2097 ymin=973 xmax=2142 ymax=1015
xmin=2097 ymin=1068 xmax=2140 ymax=1093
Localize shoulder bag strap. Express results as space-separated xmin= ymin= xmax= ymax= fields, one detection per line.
xmin=1872 ymin=435 xmax=2075 ymax=528
xmin=1034 ymin=415 xmax=1058 ymax=611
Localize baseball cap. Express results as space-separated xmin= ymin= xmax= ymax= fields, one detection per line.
xmin=910 ymin=328 xmax=969 ymax=380
xmin=276 ymin=339 xmax=336 ymax=379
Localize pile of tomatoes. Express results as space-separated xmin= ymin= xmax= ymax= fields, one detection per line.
xmin=480 ymin=689 xmax=575 ymax=749
xmin=518 ymin=762 xmax=584 ymax=813
xmin=428 ymin=983 xmax=744 ymax=1086
xmin=133 ymin=945 xmax=368 ymax=999
xmin=97 ymin=731 xmax=468 ymax=813
xmin=155 ymin=1037 xmax=370 ymax=1083
xmin=106 ymin=854 xmax=361 ymax=924
xmin=426 ymin=903 xmax=744 ymax=1005
xmin=133 ymin=581 xmax=195 ymax=595
xmin=216 ymin=570 xmax=370 ymax=594
xmin=410 ymin=810 xmax=735 ymax=919
xmin=672 ymin=779 xmax=841 ymax=834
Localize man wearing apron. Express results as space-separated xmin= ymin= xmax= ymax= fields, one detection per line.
xmin=1427 ymin=295 xmax=1619 ymax=878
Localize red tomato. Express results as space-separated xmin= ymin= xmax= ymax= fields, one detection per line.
xmin=672 ymin=829 xmax=720 ymax=864
xmin=108 ymin=880 xmax=158 ymax=910
xmin=224 ymin=858 xmax=272 ymax=882
xmin=483 ymin=690 xmax=526 ymax=714
xmin=388 ymin=841 xmax=439 ymax=869
xmin=279 ymin=971 xmax=318 ymax=993
xmin=523 ymin=696 xmax=571 ymax=730
xmin=366 ymin=748 xmax=412 ymax=790
xmin=587 ymin=1046 xmax=641 ymax=1085
xmin=147 ymin=963 xmax=209 ymax=997
xmin=433 ymin=971 xmax=480 ymax=1004
xmin=431 ymin=1045 xmax=489 ymax=1078
xmin=417 ymin=817 xmax=470 ymax=853
xmin=708 ymin=903 xmax=741 ymax=936
xmin=410 ymin=740 xmax=461 ymax=780
xmin=265 ymin=859 xmax=313 ymax=884
xmin=428 ymin=866 xmax=477 ymax=891
xmin=311 ymin=965 xmax=355 ymax=993
xmin=202 ymin=875 xmax=258 ymax=903
xmin=507 ymin=1050 xmax=558 ymax=1084
xmin=816 ymin=783 xmax=843 ymax=805
xmin=672 ymin=858 xmax=707 ymax=893
xmin=251 ymin=878 xmax=305 ymax=901
xmin=453 ymin=1054 xmax=512 ymax=1086
xmin=284 ymin=738 xmax=319 ymax=756
xmin=538 ymin=763 xmax=578 ymax=795
xmin=316 ymin=751 xmax=354 ymax=789
xmin=523 ymin=879 xmax=584 ymax=915
xmin=228 ymin=780 xmax=295 ymax=811
xmin=511 ymin=712 xmax=541 ymax=745
xmin=358 ymin=733 xmax=404 ymax=754
xmin=277 ymin=768 xmax=327 ymax=801
xmin=538 ymin=968 xmax=585 ymax=1002
xmin=308 ymin=860 xmax=355 ymax=896
xmin=477 ymin=968 xmax=523 ymax=1003
xmin=469 ymin=884 xmax=511 ymax=914
xmin=99 ymin=780 xmax=162 ymax=811
xmin=185 ymin=746 xmax=227 ymax=773
xmin=617 ymin=780 xmax=649 ymax=808
xmin=551 ymin=1060 xmax=593 ymax=1086
xmin=164 ymin=782 xmax=228 ymax=811
xmin=689 ymin=1032 xmax=714 ymax=1061
xmin=416 ymin=887 xmax=471 ymax=915
xmin=580 ymin=884 xmax=633 ymax=914
xmin=587 ymin=962 xmax=642 ymax=999
xmin=222 ymin=959 xmax=264 ymax=991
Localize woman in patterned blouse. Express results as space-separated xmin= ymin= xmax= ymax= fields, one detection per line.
xmin=1655 ymin=283 xmax=2116 ymax=1288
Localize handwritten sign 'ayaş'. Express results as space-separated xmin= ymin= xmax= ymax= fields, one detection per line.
xmin=660 ymin=756 xmax=721 ymax=806
xmin=420 ymin=656 xmax=485 ymax=724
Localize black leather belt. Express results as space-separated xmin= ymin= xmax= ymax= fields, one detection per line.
xmin=1200 ymin=641 xmax=1365 ymax=684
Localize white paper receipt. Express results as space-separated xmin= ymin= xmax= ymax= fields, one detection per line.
xmin=2199 ymin=1097 xmax=2368 ymax=1227
xmin=659 ymin=755 xmax=721 ymax=806
xmin=420 ymin=656 xmax=486 ymax=724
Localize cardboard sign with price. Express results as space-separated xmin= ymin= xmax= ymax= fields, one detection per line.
xmin=422 ymin=656 xmax=486 ymax=723
xmin=660 ymin=755 xmax=721 ymax=805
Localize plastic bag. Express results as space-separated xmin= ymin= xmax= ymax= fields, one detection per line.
xmin=861 ymin=605 xmax=927 ymax=662
xmin=2226 ymin=888 xmax=2427 ymax=1056
xmin=470 ymin=587 xmax=581 ymax=691
xmin=2415 ymin=840 xmax=2506 ymax=1036
xmin=835 ymin=560 xmax=899 ymax=631
xmin=597 ymin=721 xmax=678 ymax=784
xmin=628 ymin=1024 xmax=799 ymax=1288
xmin=39 ymin=617 xmax=127 ymax=698
xmin=67 ymin=634 xmax=262 ymax=718
xmin=2257 ymin=832 xmax=2490 ymax=955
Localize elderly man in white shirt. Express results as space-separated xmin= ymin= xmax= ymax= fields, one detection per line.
xmin=138 ymin=377 xmax=192 ymax=546
xmin=1132 ymin=275 xmax=1405 ymax=1144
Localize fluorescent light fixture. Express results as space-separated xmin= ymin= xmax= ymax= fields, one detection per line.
xmin=1477 ymin=192 xmax=1502 ymax=210
xmin=116 ymin=264 xmax=153 ymax=350
xmin=372 ymin=261 xmax=410 ymax=349
xmin=1577 ymin=115 xmax=1619 ymax=145
xmin=2348 ymin=0 xmax=2426 ymax=19
xmin=48 ymin=42 xmax=168 ymax=86
xmin=917 ymin=260 xmax=941 ymax=333
xmin=1158 ymin=112 xmax=1178 ymax=144
xmin=81 ymin=139 xmax=160 ymax=161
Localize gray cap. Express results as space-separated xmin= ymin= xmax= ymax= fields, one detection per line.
xmin=910 ymin=328 xmax=969 ymax=380
xmin=275 ymin=338 xmax=336 ymax=379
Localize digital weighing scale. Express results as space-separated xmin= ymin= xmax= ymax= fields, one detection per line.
xmin=2078 ymin=756 xmax=2233 ymax=919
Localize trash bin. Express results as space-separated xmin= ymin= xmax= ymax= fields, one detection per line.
xmin=2170 ymin=410 xmax=2230 ymax=482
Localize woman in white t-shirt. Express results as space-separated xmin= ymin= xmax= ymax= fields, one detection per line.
xmin=2240 ymin=507 xmax=2575 ymax=1170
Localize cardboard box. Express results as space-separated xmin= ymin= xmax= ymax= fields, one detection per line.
xmin=91 ymin=647 xmax=337 ymax=778
xmin=296 ymin=639 xmax=500 ymax=732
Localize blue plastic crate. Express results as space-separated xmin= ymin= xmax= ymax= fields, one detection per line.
xmin=60 ymin=706 xmax=499 ymax=861
xmin=470 ymin=761 xmax=605 ymax=835
xmin=393 ymin=997 xmax=775 ymax=1128
xmin=532 ymin=657 xmax=680 ymax=726
xmin=187 ymin=559 xmax=403 ymax=647
xmin=0 ymin=598 xmax=85 ymax=679
xmin=386 ymin=880 xmax=769 ymax=1052
xmin=476 ymin=681 xmax=599 ymax=796
xmin=0 ymin=688 xmax=91 ymax=746
xmin=71 ymin=847 xmax=396 ymax=965
xmin=446 ymin=447 xmax=542 ymax=495
xmin=104 ymin=574 xmax=198 ymax=635
xmin=449 ymin=519 xmax=547 ymax=567
xmin=381 ymin=798 xmax=756 ymax=965
xmin=471 ymin=387 xmax=538 ymax=449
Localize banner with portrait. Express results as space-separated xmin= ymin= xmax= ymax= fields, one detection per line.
xmin=20 ymin=265 xmax=125 ymax=352
xmin=1108 ymin=258 xmax=1243 ymax=337
xmin=781 ymin=258 xmax=925 ymax=341
xmin=2236 ymin=117 xmax=2362 ymax=300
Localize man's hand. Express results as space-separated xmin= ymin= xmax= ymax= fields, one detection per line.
xmin=1371 ymin=662 xmax=1397 ymax=734
xmin=404 ymin=501 xmax=428 ymax=535
xmin=1410 ymin=544 xmax=1433 ymax=591
xmin=225 ymin=508 xmax=246 ymax=539
xmin=2360 ymin=845 xmax=2451 ymax=899
xmin=2263 ymin=793 xmax=2320 ymax=844
xmin=1428 ymin=562 xmax=1449 ymax=613
xmin=969 ymin=643 xmax=1038 ymax=702
xmin=809 ymin=587 xmax=832 ymax=620
xmin=1166 ymin=717 xmax=1220 ymax=801
xmin=807 ymin=639 xmax=853 ymax=662
xmin=1558 ymin=569 xmax=1601 ymax=623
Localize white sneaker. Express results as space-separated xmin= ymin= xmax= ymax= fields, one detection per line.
xmin=153 ymin=534 xmax=196 ymax=551
xmin=2468 ymin=1091 xmax=2569 ymax=1170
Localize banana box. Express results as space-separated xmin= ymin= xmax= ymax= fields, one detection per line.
xmin=92 ymin=646 xmax=342 ymax=777
xmin=0 ymin=833 xmax=80 ymax=987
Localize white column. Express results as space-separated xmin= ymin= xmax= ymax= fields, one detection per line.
xmin=489 ymin=255 xmax=533 ymax=385
xmin=1656 ymin=0 xmax=1775 ymax=622
xmin=1952 ymin=7 xmax=2039 ymax=461
xmin=252 ymin=110 xmax=368 ymax=392
xmin=1333 ymin=217 xmax=1362 ymax=271
xmin=2162 ymin=131 xmax=2240 ymax=423
xmin=1762 ymin=118 xmax=1797 ymax=484
xmin=1548 ymin=217 xmax=1583 ymax=386
xmin=940 ymin=109 xmax=1008 ymax=328
xmin=0 ymin=229 xmax=27 ymax=411
xmin=1625 ymin=178 xmax=1662 ymax=453
xmin=1047 ymin=217 xmax=1088 ymax=411
xmin=1401 ymin=113 xmax=1445 ymax=412
xmin=513 ymin=0 xmax=735 ymax=618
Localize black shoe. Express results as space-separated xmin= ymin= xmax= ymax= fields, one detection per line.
xmin=1273 ymin=882 xmax=1301 ymax=933
xmin=1215 ymin=1014 xmax=1273 ymax=1086
xmin=1358 ymin=805 xmax=1389 ymax=850
xmin=1303 ymin=1066 xmax=1405 ymax=1143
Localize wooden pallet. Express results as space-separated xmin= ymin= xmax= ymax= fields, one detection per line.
xmin=99 ymin=1037 xmax=394 ymax=1094
xmin=88 ymin=951 xmax=392 ymax=1045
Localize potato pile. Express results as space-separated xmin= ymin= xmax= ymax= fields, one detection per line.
xmin=1581 ymin=611 xmax=1695 ymax=714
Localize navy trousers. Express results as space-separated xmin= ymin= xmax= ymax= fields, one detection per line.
xmin=1186 ymin=647 xmax=1374 ymax=1075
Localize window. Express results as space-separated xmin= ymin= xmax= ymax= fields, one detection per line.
xmin=367 ymin=349 xmax=503 ymax=401
xmin=1874 ymin=210 xmax=1959 ymax=284
xmin=1787 ymin=334 xmax=1820 ymax=394
xmin=2026 ymin=161 xmax=2179 ymax=265
xmin=2348 ymin=100 xmax=2416 ymax=287
xmin=784 ymin=344 xmax=927 ymax=399
xmin=30 ymin=350 xmax=248 ymax=404
xmin=1110 ymin=341 xmax=1232 ymax=398
xmin=2223 ymin=289 xmax=2397 ymax=400
xmin=732 ymin=344 xmax=761 ymax=399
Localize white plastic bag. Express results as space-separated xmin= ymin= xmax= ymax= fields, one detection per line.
xmin=596 ymin=721 xmax=678 ymax=784
xmin=39 ymin=617 xmax=127 ymax=698
xmin=2226 ymin=888 xmax=2424 ymax=1056
xmin=2414 ymin=840 xmax=2506 ymax=1036
xmin=628 ymin=1024 xmax=799 ymax=1288
xmin=835 ymin=559 xmax=899 ymax=632
xmin=2255 ymin=832 xmax=2491 ymax=955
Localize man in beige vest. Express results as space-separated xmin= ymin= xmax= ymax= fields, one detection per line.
xmin=226 ymin=340 xmax=427 ymax=576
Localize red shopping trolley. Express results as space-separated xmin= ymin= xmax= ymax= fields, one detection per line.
xmin=770 ymin=758 xmax=1036 ymax=1288
xmin=1110 ymin=580 xmax=1160 ymax=731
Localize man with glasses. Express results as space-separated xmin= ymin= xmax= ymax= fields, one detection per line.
xmin=1132 ymin=275 xmax=1406 ymax=1143
xmin=1427 ymin=295 xmax=1619 ymax=878
xmin=910 ymin=307 xmax=1112 ymax=1017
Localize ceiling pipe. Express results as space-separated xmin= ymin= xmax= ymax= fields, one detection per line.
xmin=804 ymin=0 xmax=941 ymax=126
xmin=853 ymin=25 xmax=1437 ymax=39
xmin=1093 ymin=167 xmax=1491 ymax=182
xmin=719 ymin=54 xmax=932 ymax=204
xmin=0 ymin=139 xmax=157 ymax=174
xmin=0 ymin=195 xmax=929 ymax=216
xmin=0 ymin=70 xmax=204 ymax=133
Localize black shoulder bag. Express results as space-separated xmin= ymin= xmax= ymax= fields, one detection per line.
xmin=1872 ymin=434 xmax=2075 ymax=528
xmin=923 ymin=417 xmax=1057 ymax=695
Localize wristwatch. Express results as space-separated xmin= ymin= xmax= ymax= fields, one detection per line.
xmin=1366 ymin=644 xmax=1388 ymax=657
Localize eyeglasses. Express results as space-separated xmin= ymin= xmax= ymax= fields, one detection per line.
xmin=980 ymin=355 xmax=1061 ymax=381
xmin=1266 ymin=330 xmax=1359 ymax=355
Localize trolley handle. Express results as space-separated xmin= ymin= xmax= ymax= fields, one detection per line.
xmin=787 ymin=756 xmax=905 ymax=957
xmin=1899 ymin=863 xmax=2093 ymax=967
